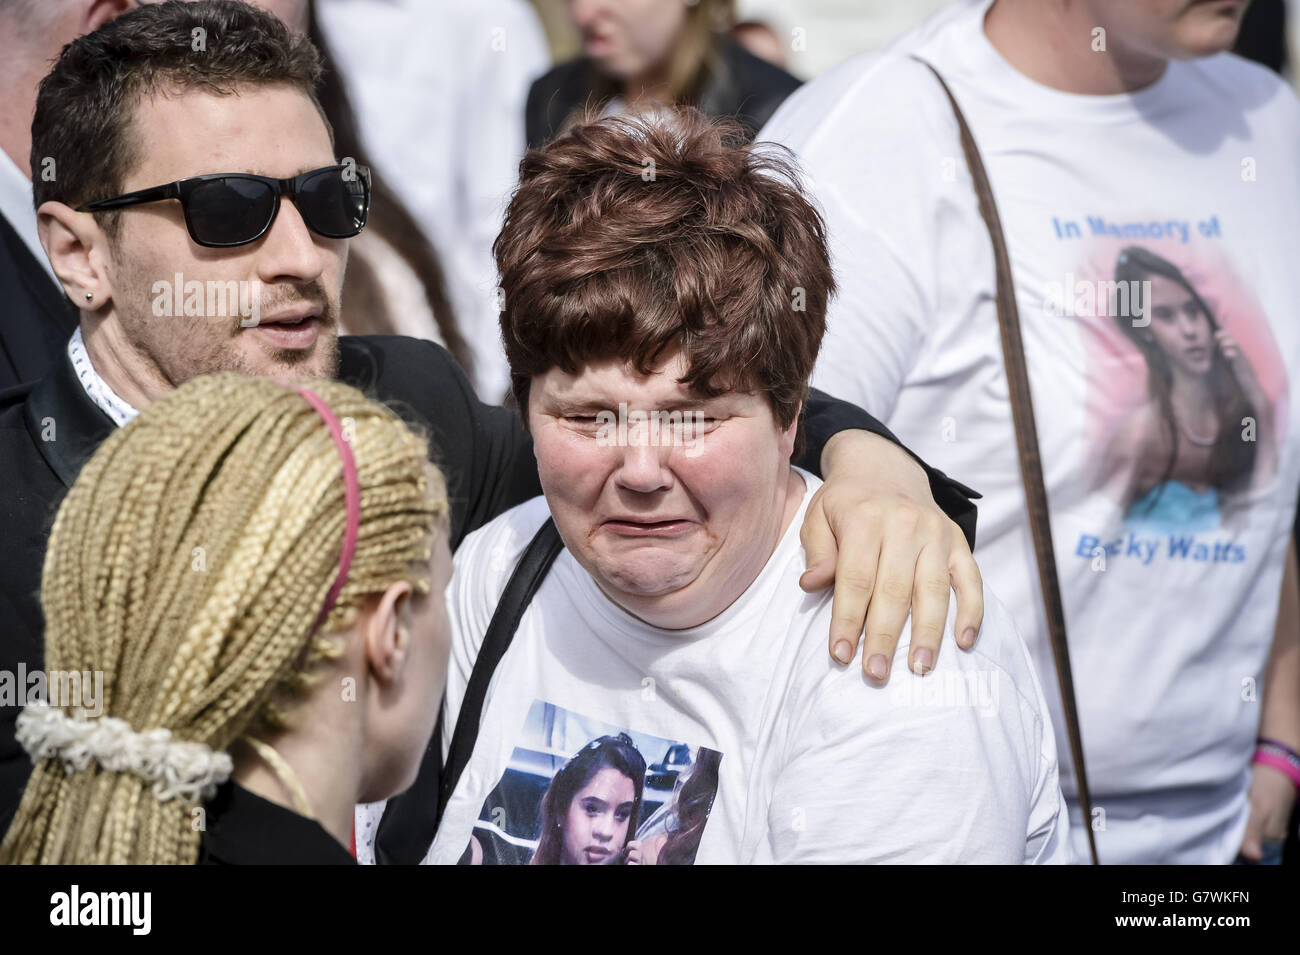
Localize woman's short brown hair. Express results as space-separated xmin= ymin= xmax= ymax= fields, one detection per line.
xmin=495 ymin=108 xmax=833 ymax=457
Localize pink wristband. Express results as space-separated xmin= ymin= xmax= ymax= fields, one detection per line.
xmin=1253 ymin=749 xmax=1300 ymax=788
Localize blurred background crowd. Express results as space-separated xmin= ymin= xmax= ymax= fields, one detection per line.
xmin=201 ymin=0 xmax=1300 ymax=404
xmin=2 ymin=0 xmax=1297 ymax=402
xmin=331 ymin=0 xmax=1299 ymax=405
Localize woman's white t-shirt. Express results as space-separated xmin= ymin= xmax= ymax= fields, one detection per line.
xmin=356 ymin=470 xmax=1070 ymax=865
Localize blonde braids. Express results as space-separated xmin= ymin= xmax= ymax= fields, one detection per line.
xmin=1 ymin=374 xmax=448 ymax=864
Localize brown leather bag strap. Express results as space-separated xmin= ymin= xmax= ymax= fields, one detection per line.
xmin=913 ymin=57 xmax=1099 ymax=864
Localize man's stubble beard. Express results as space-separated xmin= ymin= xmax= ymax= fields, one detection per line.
xmin=226 ymin=319 xmax=342 ymax=385
xmin=113 ymin=268 xmax=342 ymax=391
xmin=136 ymin=302 xmax=342 ymax=390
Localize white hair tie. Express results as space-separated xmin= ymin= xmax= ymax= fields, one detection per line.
xmin=15 ymin=703 xmax=233 ymax=803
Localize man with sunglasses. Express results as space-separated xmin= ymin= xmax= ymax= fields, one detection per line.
xmin=0 ymin=0 xmax=985 ymax=848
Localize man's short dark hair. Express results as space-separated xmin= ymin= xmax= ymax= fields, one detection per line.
xmin=31 ymin=0 xmax=326 ymax=230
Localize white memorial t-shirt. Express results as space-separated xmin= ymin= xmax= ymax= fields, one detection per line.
xmin=760 ymin=0 xmax=1300 ymax=862
xmin=365 ymin=470 xmax=1070 ymax=865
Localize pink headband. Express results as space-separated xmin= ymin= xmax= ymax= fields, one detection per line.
xmin=296 ymin=387 xmax=361 ymax=630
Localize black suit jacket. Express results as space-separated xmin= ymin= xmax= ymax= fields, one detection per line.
xmin=0 ymin=334 xmax=976 ymax=839
xmin=0 ymin=212 xmax=78 ymax=392
xmin=526 ymin=35 xmax=802 ymax=149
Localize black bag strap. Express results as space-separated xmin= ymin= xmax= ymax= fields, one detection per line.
xmin=913 ymin=56 xmax=1100 ymax=865
xmin=374 ymin=517 xmax=564 ymax=864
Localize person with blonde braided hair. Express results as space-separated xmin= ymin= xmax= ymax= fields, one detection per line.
xmin=0 ymin=373 xmax=451 ymax=864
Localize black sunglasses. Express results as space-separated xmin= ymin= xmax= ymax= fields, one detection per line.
xmin=77 ymin=163 xmax=371 ymax=248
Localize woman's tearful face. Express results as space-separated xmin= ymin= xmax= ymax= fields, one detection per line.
xmin=529 ymin=349 xmax=802 ymax=630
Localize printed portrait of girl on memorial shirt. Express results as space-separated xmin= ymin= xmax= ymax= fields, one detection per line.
xmin=456 ymin=699 xmax=723 ymax=866
xmin=530 ymin=733 xmax=645 ymax=865
xmin=1097 ymin=245 xmax=1280 ymax=534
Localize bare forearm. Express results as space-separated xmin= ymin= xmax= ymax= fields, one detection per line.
xmin=1260 ymin=540 xmax=1300 ymax=751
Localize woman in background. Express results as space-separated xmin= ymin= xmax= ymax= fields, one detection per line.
xmin=1 ymin=375 xmax=451 ymax=864
xmin=526 ymin=0 xmax=799 ymax=148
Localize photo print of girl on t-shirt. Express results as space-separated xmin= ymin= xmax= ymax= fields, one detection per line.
xmin=457 ymin=700 xmax=722 ymax=865
xmin=1085 ymin=243 xmax=1287 ymax=533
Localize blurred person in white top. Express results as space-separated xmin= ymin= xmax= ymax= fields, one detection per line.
xmin=761 ymin=0 xmax=1300 ymax=863
xmin=732 ymin=0 xmax=954 ymax=78
xmin=312 ymin=0 xmax=550 ymax=400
